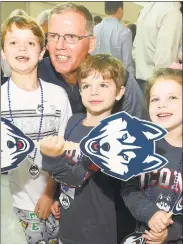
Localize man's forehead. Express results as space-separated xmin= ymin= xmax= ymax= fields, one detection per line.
xmin=49 ymin=11 xmax=87 ymax=28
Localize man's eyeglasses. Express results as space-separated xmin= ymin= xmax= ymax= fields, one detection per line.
xmin=47 ymin=32 xmax=92 ymax=44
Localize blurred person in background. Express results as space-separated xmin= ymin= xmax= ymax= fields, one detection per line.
xmin=133 ymin=2 xmax=182 ymax=93
xmin=127 ymin=23 xmax=136 ymax=43
xmin=92 ymin=1 xmax=135 ymax=76
xmin=36 ymin=9 xmax=51 ymax=58
xmin=127 ymin=23 xmax=136 ymax=76
xmin=94 ymin=15 xmax=102 ymax=25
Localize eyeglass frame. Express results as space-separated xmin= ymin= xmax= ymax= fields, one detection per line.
xmin=47 ymin=32 xmax=92 ymax=44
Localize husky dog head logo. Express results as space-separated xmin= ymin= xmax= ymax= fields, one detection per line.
xmin=80 ymin=112 xmax=168 ymax=181
xmin=156 ymin=194 xmax=172 ymax=212
xmin=60 ymin=193 xmax=70 ymax=209
xmin=37 ymin=104 xmax=44 ymax=113
xmin=122 ymin=232 xmax=145 ymax=244
xmin=1 ymin=117 xmax=34 ymax=172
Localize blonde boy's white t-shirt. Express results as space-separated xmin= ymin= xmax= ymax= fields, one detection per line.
xmin=1 ymin=79 xmax=72 ymax=211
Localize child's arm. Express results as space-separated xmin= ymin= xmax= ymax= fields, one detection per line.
xmin=34 ymin=174 xmax=57 ymax=219
xmin=121 ymin=177 xmax=160 ymax=226
xmin=40 ymin=136 xmax=99 ymax=187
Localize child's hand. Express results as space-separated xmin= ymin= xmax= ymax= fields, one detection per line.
xmin=148 ymin=210 xmax=173 ymax=233
xmin=51 ymin=201 xmax=60 ymax=219
xmin=40 ymin=135 xmax=65 ymax=157
xmin=142 ymin=229 xmax=168 ymax=244
xmin=34 ymin=193 xmax=54 ymax=219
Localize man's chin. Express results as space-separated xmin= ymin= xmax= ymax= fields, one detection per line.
xmin=54 ymin=63 xmax=70 ymax=74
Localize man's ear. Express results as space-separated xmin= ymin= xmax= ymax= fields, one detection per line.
xmin=116 ymin=86 xmax=125 ymax=101
xmin=39 ymin=47 xmax=46 ymax=61
xmin=88 ymin=35 xmax=96 ymax=54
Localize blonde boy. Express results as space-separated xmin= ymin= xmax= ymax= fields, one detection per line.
xmin=1 ymin=15 xmax=72 ymax=243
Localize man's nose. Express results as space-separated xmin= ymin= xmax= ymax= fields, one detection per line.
xmin=56 ymin=36 xmax=66 ymax=50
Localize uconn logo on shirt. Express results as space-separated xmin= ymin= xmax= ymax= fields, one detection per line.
xmin=140 ymin=168 xmax=182 ymax=193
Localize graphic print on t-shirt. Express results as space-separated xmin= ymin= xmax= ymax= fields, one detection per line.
xmin=60 ymin=193 xmax=70 ymax=209
xmin=155 ymin=193 xmax=172 ymax=212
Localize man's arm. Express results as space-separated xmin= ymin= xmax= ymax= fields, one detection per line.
xmin=155 ymin=9 xmax=182 ymax=67
xmin=119 ymin=72 xmax=149 ymax=120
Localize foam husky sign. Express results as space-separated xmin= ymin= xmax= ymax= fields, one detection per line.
xmin=121 ymin=232 xmax=145 ymax=244
xmin=80 ymin=112 xmax=168 ymax=181
xmin=1 ymin=112 xmax=168 ymax=178
xmin=1 ymin=117 xmax=34 ymax=173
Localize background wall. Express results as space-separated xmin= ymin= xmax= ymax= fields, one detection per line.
xmin=1 ymin=1 xmax=144 ymax=24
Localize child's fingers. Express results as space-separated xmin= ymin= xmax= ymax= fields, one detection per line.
xmin=56 ymin=204 xmax=60 ymax=212
xmin=150 ymin=220 xmax=167 ymax=233
xmin=56 ymin=136 xmax=65 ymax=152
xmin=51 ymin=208 xmax=60 ymax=219
xmin=57 ymin=136 xmax=65 ymax=146
xmin=143 ymin=230 xmax=156 ymax=241
xmin=41 ymin=135 xmax=53 ymax=145
xmin=169 ymin=218 xmax=174 ymax=225
xmin=160 ymin=215 xmax=171 ymax=226
xmin=53 ymin=205 xmax=59 ymax=213
xmin=51 ymin=207 xmax=57 ymax=216
xmin=150 ymin=224 xmax=161 ymax=233
xmin=51 ymin=201 xmax=60 ymax=213
xmin=162 ymin=213 xmax=174 ymax=225
xmin=156 ymin=221 xmax=167 ymax=231
xmin=54 ymin=213 xmax=60 ymax=219
xmin=34 ymin=203 xmax=40 ymax=215
xmin=50 ymin=135 xmax=59 ymax=146
xmin=39 ymin=136 xmax=53 ymax=150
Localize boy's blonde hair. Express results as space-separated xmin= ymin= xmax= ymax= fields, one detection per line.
xmin=49 ymin=2 xmax=94 ymax=35
xmin=77 ymin=53 xmax=126 ymax=92
xmin=145 ymin=68 xmax=182 ymax=108
xmin=1 ymin=15 xmax=45 ymax=50
xmin=9 ymin=9 xmax=28 ymax=17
